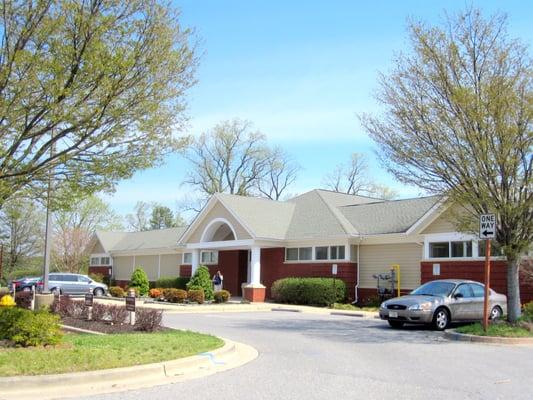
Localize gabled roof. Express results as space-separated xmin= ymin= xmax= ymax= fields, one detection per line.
xmin=338 ymin=196 xmax=441 ymax=235
xmin=96 ymin=227 xmax=187 ymax=253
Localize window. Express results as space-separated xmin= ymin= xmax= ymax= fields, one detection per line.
xmin=78 ymin=276 xmax=91 ymax=283
xmin=286 ymin=248 xmax=299 ymax=261
xmin=430 ymin=242 xmax=449 ymax=258
xmin=315 ymin=246 xmax=328 ymax=260
xmin=454 ymin=284 xmax=474 ymax=298
xmin=183 ymin=253 xmax=192 ymax=264
xmin=101 ymin=257 xmax=110 ymax=265
xmin=451 ymin=241 xmax=472 ymax=258
xmin=330 ymin=246 xmax=345 ymax=260
xmin=90 ymin=257 xmax=99 ymax=266
xmin=299 ymin=247 xmax=312 ymax=260
xmin=201 ymin=251 xmax=218 ymax=264
xmin=470 ymin=284 xmax=485 ymax=298
xmin=63 ymin=275 xmax=77 ymax=282
xmin=49 ymin=274 xmax=61 ymax=281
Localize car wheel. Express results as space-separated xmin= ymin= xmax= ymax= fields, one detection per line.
xmin=388 ymin=320 xmax=404 ymax=329
xmin=93 ymin=288 xmax=104 ymax=297
xmin=51 ymin=287 xmax=61 ymax=296
xmin=490 ymin=306 xmax=502 ymax=321
xmin=432 ymin=308 xmax=449 ymax=331
xmin=22 ymin=286 xmax=31 ymax=292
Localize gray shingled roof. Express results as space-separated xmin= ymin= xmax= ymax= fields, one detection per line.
xmin=339 ymin=196 xmax=440 ymax=235
xmin=97 ymin=227 xmax=187 ymax=252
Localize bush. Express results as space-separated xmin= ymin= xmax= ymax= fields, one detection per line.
xmin=130 ymin=268 xmax=149 ymax=296
xmin=149 ymin=288 xmax=162 ymax=299
xmin=523 ymin=301 xmax=533 ymax=322
xmin=10 ymin=310 xmax=63 ymax=347
xmin=135 ymin=308 xmax=163 ymax=332
xmin=90 ymin=303 xmax=108 ymax=321
xmin=155 ymin=277 xmax=190 ymax=289
xmin=125 ymin=286 xmax=140 ymax=297
xmin=187 ymin=288 xmax=205 ymax=304
xmin=187 ymin=266 xmax=213 ymax=300
xmin=162 ymin=288 xmax=187 ymax=303
xmin=51 ymin=295 xmax=86 ymax=318
xmin=88 ymin=273 xmax=104 ymax=283
xmin=106 ymin=305 xmax=128 ymax=324
xmin=214 ymin=290 xmax=231 ymax=303
xmin=0 ymin=287 xmax=10 ymax=297
xmin=0 ymin=307 xmax=26 ymax=340
xmin=271 ymin=277 xmax=346 ymax=306
xmin=109 ymin=286 xmax=125 ymax=298
xmin=15 ymin=291 xmax=33 ymax=309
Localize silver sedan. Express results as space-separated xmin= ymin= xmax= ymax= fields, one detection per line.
xmin=379 ymin=279 xmax=507 ymax=330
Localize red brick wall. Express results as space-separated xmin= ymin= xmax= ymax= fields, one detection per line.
xmin=260 ymin=247 xmax=358 ymax=301
xmin=357 ymin=288 xmax=412 ymax=305
xmin=180 ymin=265 xmax=192 ymax=278
xmin=421 ymin=261 xmax=533 ymax=304
xmin=88 ymin=266 xmax=112 ymax=276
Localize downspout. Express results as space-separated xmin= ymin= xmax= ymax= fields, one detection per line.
xmin=352 ymin=234 xmax=362 ymax=304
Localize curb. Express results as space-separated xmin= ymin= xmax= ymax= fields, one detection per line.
xmin=60 ymin=324 xmax=106 ymax=335
xmin=444 ymin=330 xmax=533 ymax=345
xmin=0 ymin=338 xmax=258 ymax=400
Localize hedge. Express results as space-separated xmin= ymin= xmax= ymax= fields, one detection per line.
xmin=155 ymin=277 xmax=190 ymax=290
xmin=0 ymin=307 xmax=62 ymax=347
xmin=271 ymin=277 xmax=346 ymax=306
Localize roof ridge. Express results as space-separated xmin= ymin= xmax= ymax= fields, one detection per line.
xmin=315 ymin=188 xmax=383 ymax=200
xmin=340 ymin=194 xmax=442 ymax=208
xmin=315 ymin=190 xmax=358 ymax=235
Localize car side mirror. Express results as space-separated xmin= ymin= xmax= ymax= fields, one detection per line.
xmin=454 ymin=293 xmax=463 ymax=299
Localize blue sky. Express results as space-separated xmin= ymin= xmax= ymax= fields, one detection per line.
xmin=103 ymin=0 xmax=532 ymax=218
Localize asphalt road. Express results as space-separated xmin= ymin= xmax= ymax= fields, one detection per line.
xmin=83 ymin=311 xmax=533 ymax=400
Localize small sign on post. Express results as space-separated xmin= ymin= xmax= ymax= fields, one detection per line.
xmin=85 ymin=293 xmax=94 ymax=320
xmin=331 ymin=264 xmax=338 ymax=276
xmin=479 ymin=214 xmax=496 ymax=239
xmin=126 ymin=295 xmax=136 ymax=325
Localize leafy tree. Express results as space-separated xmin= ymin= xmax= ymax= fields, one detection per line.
xmin=360 ymin=9 xmax=532 ymax=321
xmin=52 ymin=196 xmax=123 ymax=273
xmin=0 ymin=0 xmax=197 ymax=208
xmin=130 ymin=268 xmax=149 ymax=296
xmin=126 ymin=201 xmax=151 ymax=232
xmin=187 ymin=265 xmax=214 ymax=300
xmin=0 ymin=197 xmax=44 ymax=273
xmin=150 ymin=205 xmax=175 ymax=229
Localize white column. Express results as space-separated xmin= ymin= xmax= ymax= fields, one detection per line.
xmin=250 ymin=246 xmax=261 ymax=285
xmin=157 ymin=254 xmax=161 ymax=279
xmin=191 ymin=249 xmax=200 ymax=275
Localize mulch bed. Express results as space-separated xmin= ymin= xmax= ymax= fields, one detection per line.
xmin=61 ymin=316 xmax=137 ymax=334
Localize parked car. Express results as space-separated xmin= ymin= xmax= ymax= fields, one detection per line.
xmin=379 ymin=279 xmax=507 ymax=330
xmin=10 ymin=276 xmax=43 ymax=292
xmin=41 ymin=273 xmax=108 ymax=296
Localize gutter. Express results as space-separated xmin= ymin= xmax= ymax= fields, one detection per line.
xmin=352 ymin=234 xmax=362 ymax=304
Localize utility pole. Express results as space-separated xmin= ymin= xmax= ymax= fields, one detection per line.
xmin=42 ymin=134 xmax=55 ymax=293
xmin=0 ymin=243 xmax=3 ymax=282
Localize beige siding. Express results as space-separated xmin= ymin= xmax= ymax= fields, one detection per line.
xmin=160 ymin=254 xmax=181 ymax=277
xmin=113 ymin=256 xmax=134 ymax=280
xmin=134 ymin=255 xmax=159 ymax=281
xmin=350 ymin=245 xmax=358 ymax=262
xmin=359 ymin=243 xmax=422 ymax=290
xmin=421 ymin=206 xmax=471 ymax=234
xmin=188 ymin=201 xmax=251 ymax=243
xmin=92 ymin=241 xmax=106 ymax=254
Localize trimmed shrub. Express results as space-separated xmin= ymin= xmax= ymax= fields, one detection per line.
xmin=106 ymin=305 xmax=128 ymax=324
xmin=187 ymin=288 xmax=205 ymax=304
xmin=90 ymin=303 xmax=108 ymax=321
xmin=89 ymin=273 xmax=104 ymax=283
xmin=51 ymin=295 xmax=86 ymax=318
xmin=0 ymin=307 xmax=26 ymax=339
xmin=523 ymin=301 xmax=533 ymax=322
xmin=10 ymin=310 xmax=63 ymax=347
xmin=155 ymin=277 xmax=190 ymax=289
xmin=162 ymin=288 xmax=187 ymax=303
xmin=15 ymin=291 xmax=33 ymax=309
xmin=214 ymin=290 xmax=231 ymax=303
xmin=135 ymin=308 xmax=163 ymax=332
xmin=130 ymin=268 xmax=149 ymax=296
xmin=271 ymin=277 xmax=346 ymax=306
xmin=175 ymin=277 xmax=190 ymax=290
xmin=187 ymin=266 xmax=213 ymax=300
xmin=149 ymin=288 xmax=162 ymax=299
xmin=109 ymin=286 xmax=125 ymax=298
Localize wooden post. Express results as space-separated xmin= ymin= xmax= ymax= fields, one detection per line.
xmin=0 ymin=243 xmax=3 ymax=282
xmin=483 ymin=240 xmax=491 ymax=331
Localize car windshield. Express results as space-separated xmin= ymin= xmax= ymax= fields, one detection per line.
xmin=411 ymin=281 xmax=456 ymax=297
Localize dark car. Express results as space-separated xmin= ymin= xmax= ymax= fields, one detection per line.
xmin=11 ymin=276 xmax=43 ymax=292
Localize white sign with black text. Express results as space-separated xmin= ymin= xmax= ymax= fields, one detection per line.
xmin=479 ymin=214 xmax=496 ymax=239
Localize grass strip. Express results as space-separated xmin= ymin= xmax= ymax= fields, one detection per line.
xmin=455 ymin=322 xmax=532 ymax=338
xmin=0 ymin=330 xmax=223 ymax=377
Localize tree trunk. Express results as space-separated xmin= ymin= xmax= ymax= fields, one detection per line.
xmin=506 ymin=257 xmax=521 ymax=322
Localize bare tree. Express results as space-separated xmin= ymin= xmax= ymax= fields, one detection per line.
xmin=258 ymin=147 xmax=300 ymax=200
xmin=362 ymin=184 xmax=399 ymax=200
xmin=126 ymin=202 xmax=152 ymax=232
xmin=323 ymin=153 xmax=368 ymax=195
xmin=360 ymin=9 xmax=532 ymax=321
xmin=184 ymin=119 xmax=270 ymax=196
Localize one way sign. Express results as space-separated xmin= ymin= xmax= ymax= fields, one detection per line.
xmin=479 ymin=214 xmax=496 ymax=239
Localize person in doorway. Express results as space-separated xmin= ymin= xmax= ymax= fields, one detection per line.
xmin=213 ymin=270 xmax=223 ymax=291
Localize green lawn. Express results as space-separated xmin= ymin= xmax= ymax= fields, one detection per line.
xmin=0 ymin=330 xmax=223 ymax=377
xmin=330 ymin=303 xmax=379 ymax=312
xmin=455 ymin=322 xmax=533 ymax=338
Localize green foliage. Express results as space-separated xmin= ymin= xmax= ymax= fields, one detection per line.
xmin=0 ymin=307 xmax=27 ymax=339
xmin=130 ymin=268 xmax=149 ymax=296
xmin=187 ymin=288 xmax=205 ymax=304
xmin=456 ymin=322 xmax=533 ymax=338
xmin=155 ymin=277 xmax=190 ymax=289
xmin=187 ymin=266 xmax=213 ymax=300
xmin=162 ymin=288 xmax=187 ymax=303
xmin=150 ymin=205 xmax=176 ymax=229
xmin=0 ymin=1 xmax=197 ymax=207
xmin=523 ymin=302 xmax=533 ymax=322
xmin=5 ymin=309 xmax=63 ymax=347
xmin=89 ymin=273 xmax=104 ymax=283
xmin=109 ymin=286 xmax=125 ymax=298
xmin=271 ymin=278 xmax=346 ymax=306
xmin=330 ymin=303 xmax=379 ymax=312
xmin=214 ymin=290 xmax=231 ymax=303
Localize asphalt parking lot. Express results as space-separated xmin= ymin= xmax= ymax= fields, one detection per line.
xmin=83 ymin=311 xmax=533 ymax=400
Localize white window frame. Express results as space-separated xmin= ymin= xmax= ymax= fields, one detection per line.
xmin=183 ymin=252 xmax=192 ymax=264
xmin=201 ymin=250 xmax=218 ymax=265
xmin=423 ymin=233 xmax=505 ymax=261
xmin=89 ymin=253 xmax=112 ymax=266
xmin=285 ymin=244 xmax=349 ymax=263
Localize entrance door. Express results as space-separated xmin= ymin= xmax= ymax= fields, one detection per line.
xmin=236 ymin=250 xmax=249 ymax=296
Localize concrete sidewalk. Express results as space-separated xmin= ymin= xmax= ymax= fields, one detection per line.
xmin=0 ymin=338 xmax=258 ymax=400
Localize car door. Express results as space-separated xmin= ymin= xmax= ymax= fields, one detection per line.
xmin=61 ymin=275 xmax=79 ymax=294
xmin=449 ymin=284 xmax=475 ymax=320
xmin=468 ymin=283 xmax=486 ymax=320
xmin=76 ymin=275 xmax=92 ymax=294
xmin=49 ymin=274 xmax=62 ymax=292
